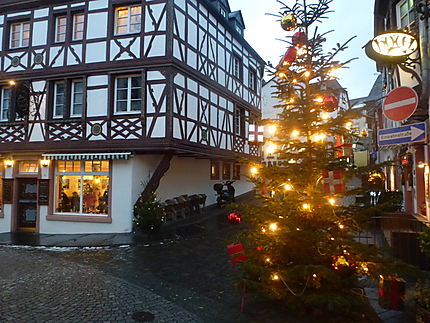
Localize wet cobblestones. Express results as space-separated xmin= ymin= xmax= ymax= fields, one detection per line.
xmin=0 ymin=247 xmax=201 ymax=322
xmin=0 ymin=210 xmax=294 ymax=322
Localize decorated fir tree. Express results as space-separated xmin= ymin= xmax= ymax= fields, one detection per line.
xmin=236 ymin=0 xmax=387 ymax=315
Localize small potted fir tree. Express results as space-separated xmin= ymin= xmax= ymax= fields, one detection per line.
xmin=133 ymin=192 xmax=164 ymax=233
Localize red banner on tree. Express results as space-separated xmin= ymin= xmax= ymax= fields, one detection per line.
xmin=323 ymin=170 xmax=345 ymax=193
xmin=248 ymin=124 xmax=264 ymax=143
xmin=227 ymin=243 xmax=248 ymax=265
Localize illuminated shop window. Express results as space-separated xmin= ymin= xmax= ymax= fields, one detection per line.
xmin=55 ymin=161 xmax=109 ymax=215
xmin=19 ymin=161 xmax=39 ymax=173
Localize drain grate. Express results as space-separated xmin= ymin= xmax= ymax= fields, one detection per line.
xmin=132 ymin=311 xmax=155 ymax=322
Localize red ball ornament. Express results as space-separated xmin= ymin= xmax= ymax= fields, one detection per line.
xmin=322 ymin=96 xmax=339 ymax=112
xmin=282 ymin=46 xmax=297 ymax=66
xmin=292 ymin=31 xmax=307 ymax=47
xmin=228 ymin=211 xmax=242 ymax=224
xmin=281 ymin=13 xmax=297 ymax=31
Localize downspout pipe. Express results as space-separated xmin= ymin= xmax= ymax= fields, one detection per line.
xmin=418 ymin=1 xmax=430 ymax=106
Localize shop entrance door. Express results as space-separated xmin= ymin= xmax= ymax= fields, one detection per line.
xmin=16 ymin=178 xmax=38 ymax=231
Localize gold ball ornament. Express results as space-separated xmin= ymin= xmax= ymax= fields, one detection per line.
xmin=281 ymin=14 xmax=297 ymax=31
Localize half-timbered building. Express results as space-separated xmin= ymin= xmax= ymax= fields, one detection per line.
xmin=0 ymin=0 xmax=264 ymax=233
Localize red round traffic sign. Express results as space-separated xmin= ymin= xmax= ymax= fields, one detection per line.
xmin=383 ymin=86 xmax=418 ymax=122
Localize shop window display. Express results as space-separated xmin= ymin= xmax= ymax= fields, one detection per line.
xmin=19 ymin=161 xmax=38 ymax=173
xmin=55 ymin=161 xmax=109 ymax=215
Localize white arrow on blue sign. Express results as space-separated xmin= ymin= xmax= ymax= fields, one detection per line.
xmin=378 ymin=122 xmax=427 ymax=147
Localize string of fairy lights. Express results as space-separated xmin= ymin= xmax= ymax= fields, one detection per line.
xmin=242 ymin=4 xmax=373 ymax=295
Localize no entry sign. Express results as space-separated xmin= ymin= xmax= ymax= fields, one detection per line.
xmin=383 ymin=86 xmax=418 ymax=122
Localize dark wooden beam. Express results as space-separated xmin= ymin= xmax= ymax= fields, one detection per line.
xmin=142 ymin=153 xmax=173 ymax=198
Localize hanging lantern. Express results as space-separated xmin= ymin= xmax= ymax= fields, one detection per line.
xmin=282 ymin=46 xmax=297 ymax=66
xmin=292 ymin=31 xmax=307 ymax=47
xmin=281 ymin=13 xmax=297 ymax=31
xmin=322 ymin=95 xmax=339 ymax=112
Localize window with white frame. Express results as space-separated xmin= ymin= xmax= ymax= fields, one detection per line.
xmin=55 ymin=160 xmax=109 ymax=215
xmin=0 ymin=88 xmax=11 ymax=121
xmin=115 ymin=75 xmax=142 ymax=113
xmin=115 ymin=5 xmax=142 ymax=35
xmin=397 ymin=0 xmax=415 ymax=28
xmin=249 ymin=69 xmax=257 ymax=92
xmin=55 ymin=16 xmax=67 ymax=42
xmin=10 ymin=21 xmax=30 ymax=48
xmin=233 ymin=54 xmax=242 ymax=80
xmin=234 ymin=106 xmax=245 ymax=136
xmin=71 ymin=81 xmax=84 ymax=117
xmin=53 ymin=82 xmax=66 ymax=118
xmin=72 ymin=13 xmax=85 ymax=40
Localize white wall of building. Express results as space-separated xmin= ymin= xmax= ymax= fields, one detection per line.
xmin=132 ymin=155 xmax=254 ymax=206
xmin=262 ymin=79 xmax=281 ymax=120
xmin=38 ymin=155 xmax=254 ymax=234
xmin=0 ymin=205 xmax=12 ymax=233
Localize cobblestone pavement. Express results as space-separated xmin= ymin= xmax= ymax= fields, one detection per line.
xmin=0 ymin=246 xmax=201 ymax=322
xmin=0 ymin=211 xmax=296 ymax=323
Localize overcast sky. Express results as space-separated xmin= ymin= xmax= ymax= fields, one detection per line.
xmin=229 ymin=0 xmax=378 ymax=99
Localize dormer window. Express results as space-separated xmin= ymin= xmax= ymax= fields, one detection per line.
xmin=220 ymin=7 xmax=227 ymax=18
xmin=236 ymin=25 xmax=243 ymax=36
xmin=10 ymin=22 xmax=30 ymax=48
xmin=115 ymin=5 xmax=142 ymax=35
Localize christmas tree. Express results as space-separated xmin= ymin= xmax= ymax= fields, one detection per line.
xmin=236 ymin=0 xmax=385 ymax=315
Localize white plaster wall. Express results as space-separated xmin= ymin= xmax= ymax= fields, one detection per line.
xmin=262 ymin=79 xmax=281 ymax=120
xmin=39 ymin=160 xmax=134 ymax=234
xmin=32 ymin=21 xmax=48 ymax=46
xmin=0 ymin=205 xmax=12 ymax=233
xmin=86 ymin=42 xmax=107 ymax=63
xmin=157 ymin=156 xmax=254 ymax=205
xmin=87 ymin=88 xmax=108 ymax=116
xmin=87 ymin=12 xmax=108 ymax=39
xmin=131 ymin=155 xmax=163 ymax=205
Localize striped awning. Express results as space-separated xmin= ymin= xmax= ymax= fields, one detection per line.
xmin=41 ymin=152 xmax=133 ymax=161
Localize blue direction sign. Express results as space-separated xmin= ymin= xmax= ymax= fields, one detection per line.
xmin=378 ymin=122 xmax=427 ymax=147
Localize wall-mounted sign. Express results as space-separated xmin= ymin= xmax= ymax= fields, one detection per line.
xmin=383 ymin=86 xmax=418 ymax=121
xmin=365 ymin=31 xmax=418 ymax=64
